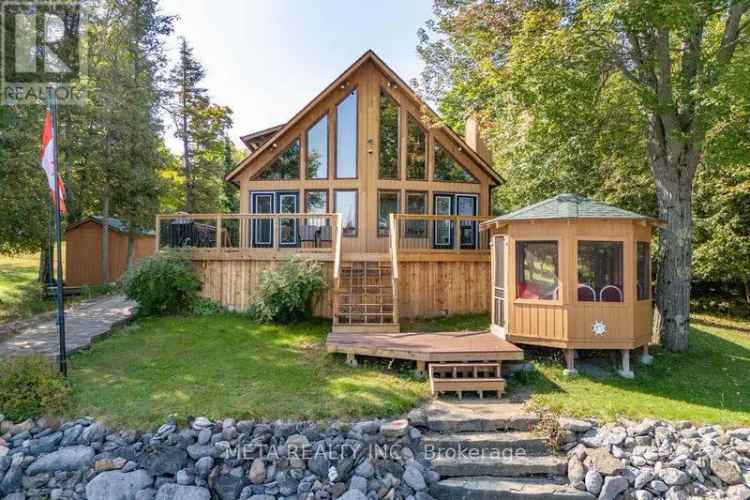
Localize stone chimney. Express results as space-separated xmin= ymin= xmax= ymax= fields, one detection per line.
xmin=464 ymin=114 xmax=493 ymax=165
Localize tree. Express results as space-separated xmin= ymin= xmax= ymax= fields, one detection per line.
xmin=169 ymin=38 xmax=233 ymax=213
xmin=418 ymin=0 xmax=750 ymax=350
xmin=222 ymin=137 xmax=240 ymax=213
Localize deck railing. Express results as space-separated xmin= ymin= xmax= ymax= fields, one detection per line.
xmin=392 ymin=214 xmax=492 ymax=253
xmin=155 ymin=213 xmax=340 ymax=257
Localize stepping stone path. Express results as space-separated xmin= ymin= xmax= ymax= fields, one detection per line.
xmin=412 ymin=400 xmax=593 ymax=499
xmin=0 ymin=295 xmax=134 ymax=359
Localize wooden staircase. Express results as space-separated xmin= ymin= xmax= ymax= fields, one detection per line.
xmin=332 ymin=261 xmax=399 ymax=333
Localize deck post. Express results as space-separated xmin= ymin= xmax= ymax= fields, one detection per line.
xmin=563 ymin=349 xmax=577 ymax=376
xmin=618 ymin=349 xmax=635 ymax=379
xmin=415 ymin=360 xmax=427 ymax=377
xmin=639 ymin=344 xmax=654 ymax=365
xmin=346 ymin=353 xmax=359 ymax=368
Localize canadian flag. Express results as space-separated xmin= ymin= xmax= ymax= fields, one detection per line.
xmin=41 ymin=111 xmax=66 ymax=213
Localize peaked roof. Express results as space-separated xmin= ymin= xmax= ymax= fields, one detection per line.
xmin=240 ymin=124 xmax=284 ymax=152
xmin=226 ymin=50 xmax=503 ymax=185
xmin=66 ymin=216 xmax=155 ymax=236
xmin=481 ymin=193 xmax=664 ymax=228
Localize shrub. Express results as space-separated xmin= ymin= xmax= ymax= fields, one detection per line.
xmin=122 ymin=251 xmax=201 ymax=315
xmin=191 ymin=297 xmax=226 ymax=316
xmin=249 ymin=257 xmax=327 ymax=323
xmin=0 ymin=355 xmax=68 ymax=421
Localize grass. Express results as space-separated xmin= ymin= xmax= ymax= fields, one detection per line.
xmin=0 ymin=251 xmax=112 ymax=324
xmin=0 ymin=253 xmax=50 ymax=322
xmin=68 ymin=315 xmax=429 ymax=428
xmin=62 ymin=306 xmax=750 ymax=428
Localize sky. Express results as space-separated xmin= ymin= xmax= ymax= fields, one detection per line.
xmin=159 ymin=0 xmax=435 ymax=152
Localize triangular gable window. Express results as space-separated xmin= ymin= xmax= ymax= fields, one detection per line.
xmin=433 ymin=141 xmax=477 ymax=183
xmin=256 ymin=139 xmax=301 ymax=180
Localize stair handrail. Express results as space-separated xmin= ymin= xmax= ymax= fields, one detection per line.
xmin=333 ymin=213 xmax=343 ymax=281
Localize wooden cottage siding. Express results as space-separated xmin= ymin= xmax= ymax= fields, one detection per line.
xmin=234 ymin=58 xmax=496 ymax=254
xmin=192 ymin=257 xmax=490 ymax=319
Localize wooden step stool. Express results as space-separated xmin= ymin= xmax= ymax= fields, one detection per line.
xmin=429 ymin=362 xmax=506 ymax=400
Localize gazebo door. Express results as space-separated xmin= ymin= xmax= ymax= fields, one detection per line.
xmin=493 ymin=235 xmax=506 ymax=330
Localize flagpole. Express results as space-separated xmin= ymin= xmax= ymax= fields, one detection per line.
xmin=50 ymin=93 xmax=67 ymax=377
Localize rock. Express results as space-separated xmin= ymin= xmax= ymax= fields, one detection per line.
xmin=81 ymin=422 xmax=107 ymax=444
xmin=665 ymin=486 xmax=687 ymax=500
xmin=710 ymin=456 xmax=743 ymax=485
xmin=559 ymin=418 xmax=593 ymax=433
xmin=634 ymin=490 xmax=654 ymax=500
xmin=568 ymin=456 xmax=585 ymax=483
xmin=584 ymin=447 xmax=626 ymax=476
xmin=599 ymin=475 xmax=628 ymax=500
xmin=660 ymin=467 xmax=690 ymax=486
xmin=187 ymin=444 xmax=218 ymax=460
xmin=685 ymin=460 xmax=704 ymax=483
xmin=649 ymin=480 xmax=669 ymax=493
xmin=729 ymin=429 xmax=750 ymax=440
xmin=380 ymin=420 xmax=408 ymax=439
xmin=95 ymin=458 xmax=126 ymax=471
xmin=191 ymin=417 xmax=212 ymax=430
xmin=338 ymin=489 xmax=368 ymax=500
xmin=407 ymin=409 xmax=427 ymax=427
xmin=213 ymin=473 xmax=244 ymax=500
xmin=139 ymin=445 xmax=188 ymax=476
xmin=26 ymin=446 xmax=95 ymax=474
xmin=8 ymin=420 xmax=33 ymax=436
xmin=195 ymin=456 xmax=213 ymax=479
xmin=197 ymin=429 xmax=211 ymax=445
xmin=136 ymin=488 xmax=156 ymax=500
xmin=60 ymin=424 xmax=83 ymax=446
xmin=349 ymin=475 xmax=367 ymax=493
xmin=0 ymin=446 xmax=8 ymax=458
xmin=354 ymin=460 xmax=374 ymax=479
xmin=85 ymin=470 xmax=153 ymax=500
xmin=177 ymin=469 xmax=193 ymax=485
xmin=635 ymin=470 xmax=654 ymax=489
xmin=308 ymin=455 xmax=330 ymax=478
xmin=727 ymin=485 xmax=750 ymax=500
xmin=403 ymin=465 xmax=426 ymax=491
xmin=248 ymin=459 xmax=265 ymax=484
xmin=286 ymin=433 xmax=310 ymax=450
xmin=156 ymin=484 xmax=211 ymax=500
xmin=584 ymin=470 xmax=603 ymax=495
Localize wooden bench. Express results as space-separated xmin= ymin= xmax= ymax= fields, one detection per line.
xmin=429 ymin=362 xmax=505 ymax=400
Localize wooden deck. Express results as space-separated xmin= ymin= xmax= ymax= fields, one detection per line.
xmin=326 ymin=330 xmax=524 ymax=363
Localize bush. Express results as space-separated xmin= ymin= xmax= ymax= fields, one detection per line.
xmin=0 ymin=355 xmax=68 ymax=421
xmin=122 ymin=251 xmax=201 ymax=315
xmin=191 ymin=297 xmax=226 ymax=316
xmin=249 ymin=257 xmax=327 ymax=323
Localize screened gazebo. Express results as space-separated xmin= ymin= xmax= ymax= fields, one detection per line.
xmin=480 ymin=194 xmax=664 ymax=378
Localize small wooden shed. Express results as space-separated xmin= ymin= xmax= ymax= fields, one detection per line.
xmin=480 ymin=194 xmax=663 ymax=378
xmin=65 ymin=216 xmax=155 ymax=286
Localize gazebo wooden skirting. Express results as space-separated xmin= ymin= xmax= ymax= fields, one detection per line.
xmin=480 ymin=194 xmax=663 ymax=378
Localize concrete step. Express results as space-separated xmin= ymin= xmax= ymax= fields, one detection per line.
xmin=431 ymin=454 xmax=566 ymax=478
xmin=426 ymin=412 xmax=538 ymax=433
xmin=421 ymin=432 xmax=549 ymax=456
xmin=431 ymin=477 xmax=595 ymax=500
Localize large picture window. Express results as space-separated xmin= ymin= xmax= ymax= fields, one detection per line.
xmin=334 ymin=190 xmax=358 ymax=237
xmin=379 ymin=89 xmax=400 ymax=179
xmin=637 ymin=241 xmax=650 ymax=301
xmin=257 ymin=139 xmax=300 ymax=180
xmin=516 ymin=241 xmax=559 ymax=301
xmin=434 ymin=142 xmax=476 ymax=183
xmin=406 ymin=115 xmax=426 ymax=180
xmin=378 ymin=191 xmax=400 ymax=237
xmin=306 ymin=115 xmax=328 ymax=179
xmin=404 ymin=191 xmax=427 ymax=238
xmin=336 ymin=89 xmax=357 ymax=178
xmin=578 ymin=241 xmax=624 ymax=303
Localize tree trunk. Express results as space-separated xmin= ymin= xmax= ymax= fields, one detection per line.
xmin=653 ymin=159 xmax=694 ymax=352
xmin=101 ymin=189 xmax=110 ymax=283
xmin=745 ymin=279 xmax=750 ymax=308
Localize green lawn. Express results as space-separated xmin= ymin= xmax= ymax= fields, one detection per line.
xmin=65 ymin=310 xmax=750 ymax=428
xmin=0 ymin=253 xmax=49 ymax=322
xmin=515 ymin=321 xmax=750 ymax=426
xmin=68 ymin=316 xmax=429 ymax=428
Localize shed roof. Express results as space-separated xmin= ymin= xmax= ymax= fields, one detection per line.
xmin=66 ymin=216 xmax=155 ymax=236
xmin=481 ymin=193 xmax=662 ymax=228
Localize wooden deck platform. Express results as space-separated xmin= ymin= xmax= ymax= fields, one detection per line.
xmin=326 ymin=330 xmax=524 ymax=363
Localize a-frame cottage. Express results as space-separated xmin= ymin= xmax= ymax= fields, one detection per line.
xmin=156 ymin=50 xmax=660 ymax=395
xmin=156 ymin=50 xmax=522 ymax=390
